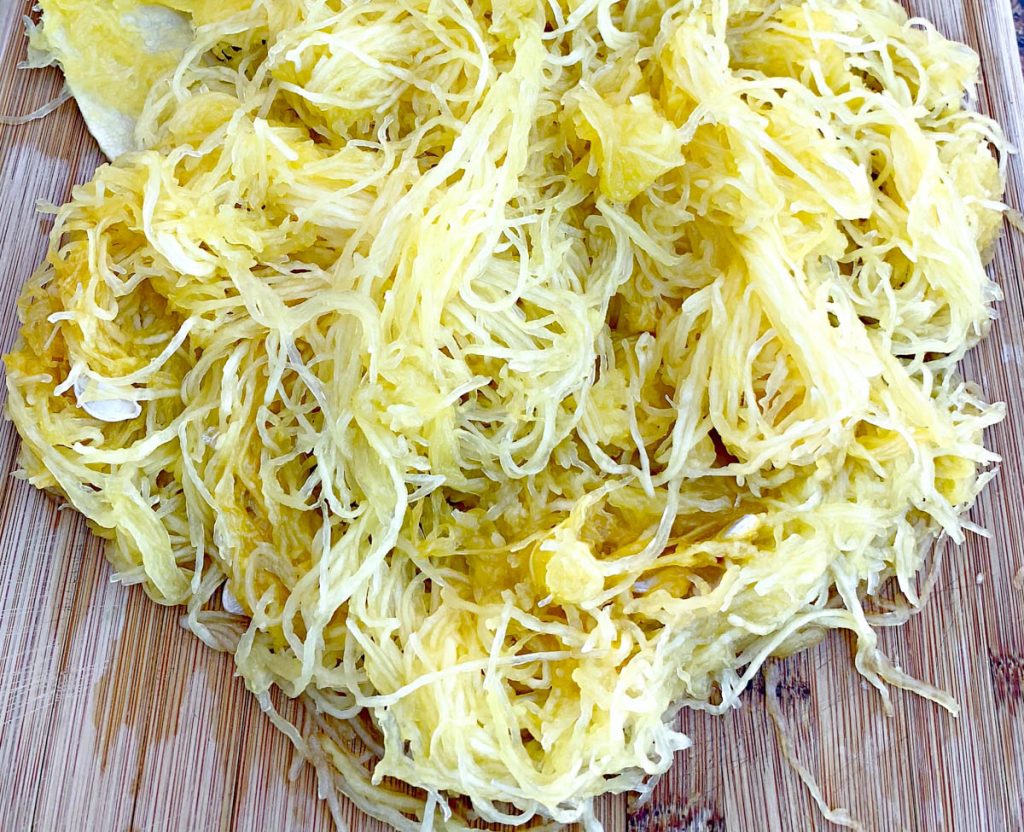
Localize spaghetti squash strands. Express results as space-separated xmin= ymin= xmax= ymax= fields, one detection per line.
xmin=4 ymin=0 xmax=1009 ymax=828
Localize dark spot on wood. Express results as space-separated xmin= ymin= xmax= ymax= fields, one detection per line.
xmin=628 ymin=801 xmax=727 ymax=832
xmin=748 ymin=669 xmax=811 ymax=702
xmin=989 ymin=651 xmax=1024 ymax=711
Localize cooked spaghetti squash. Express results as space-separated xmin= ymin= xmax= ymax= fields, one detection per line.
xmin=5 ymin=0 xmax=1009 ymax=828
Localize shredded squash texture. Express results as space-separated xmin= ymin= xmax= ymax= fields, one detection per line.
xmin=6 ymin=0 xmax=1009 ymax=828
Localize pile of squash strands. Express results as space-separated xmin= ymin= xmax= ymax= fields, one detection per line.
xmin=4 ymin=0 xmax=1009 ymax=828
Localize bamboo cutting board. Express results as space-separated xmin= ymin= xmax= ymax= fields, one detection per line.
xmin=2 ymin=2 xmax=1023 ymax=830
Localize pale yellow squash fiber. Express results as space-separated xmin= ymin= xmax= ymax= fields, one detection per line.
xmin=6 ymin=0 xmax=1008 ymax=828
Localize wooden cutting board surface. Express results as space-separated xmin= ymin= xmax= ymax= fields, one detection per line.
xmin=2 ymin=2 xmax=1023 ymax=830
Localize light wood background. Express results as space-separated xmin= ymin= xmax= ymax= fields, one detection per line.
xmin=2 ymin=1 xmax=1023 ymax=830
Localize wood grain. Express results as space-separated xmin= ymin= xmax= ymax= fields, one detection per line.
xmin=1 ymin=2 xmax=1023 ymax=831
